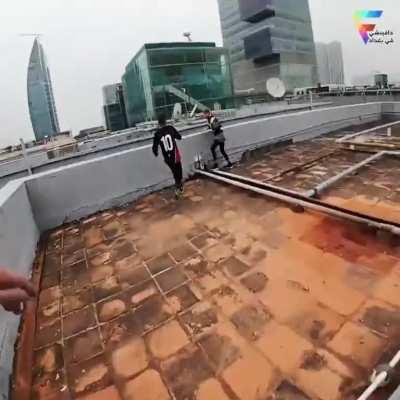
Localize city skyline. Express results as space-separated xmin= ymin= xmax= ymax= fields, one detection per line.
xmin=0 ymin=0 xmax=399 ymax=146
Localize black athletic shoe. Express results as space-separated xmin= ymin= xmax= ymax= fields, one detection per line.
xmin=175 ymin=187 xmax=184 ymax=199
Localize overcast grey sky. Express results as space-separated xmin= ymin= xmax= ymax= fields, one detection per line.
xmin=0 ymin=0 xmax=399 ymax=146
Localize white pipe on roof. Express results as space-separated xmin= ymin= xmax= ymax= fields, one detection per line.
xmin=307 ymin=150 xmax=400 ymax=197
xmin=337 ymin=120 xmax=400 ymax=143
xmin=196 ymin=169 xmax=400 ymax=235
xmin=357 ymin=372 xmax=388 ymax=400
xmin=308 ymin=151 xmax=386 ymax=197
xmin=357 ymin=349 xmax=400 ymax=400
xmin=209 ymin=168 xmax=310 ymax=197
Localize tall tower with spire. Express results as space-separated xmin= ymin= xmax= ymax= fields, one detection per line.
xmin=27 ymin=38 xmax=60 ymax=141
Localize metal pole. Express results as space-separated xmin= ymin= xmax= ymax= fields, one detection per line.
xmin=210 ymin=168 xmax=309 ymax=197
xmin=337 ymin=120 xmax=400 ymax=143
xmin=357 ymin=349 xmax=400 ymax=400
xmin=196 ymin=169 xmax=400 ymax=235
xmin=19 ymin=138 xmax=32 ymax=175
xmin=309 ymin=151 xmax=385 ymax=197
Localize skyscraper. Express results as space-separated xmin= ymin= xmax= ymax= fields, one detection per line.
xmin=27 ymin=38 xmax=60 ymax=141
xmin=315 ymin=41 xmax=345 ymax=85
xmin=217 ymin=0 xmax=318 ymax=93
xmin=102 ymin=83 xmax=128 ymax=132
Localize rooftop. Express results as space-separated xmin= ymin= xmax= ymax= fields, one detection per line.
xmin=16 ymin=119 xmax=400 ymax=400
xmin=143 ymin=42 xmax=217 ymax=50
xmin=125 ymin=41 xmax=219 ymax=71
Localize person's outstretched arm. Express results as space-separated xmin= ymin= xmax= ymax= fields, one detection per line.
xmin=0 ymin=268 xmax=36 ymax=314
xmin=172 ymin=126 xmax=182 ymax=140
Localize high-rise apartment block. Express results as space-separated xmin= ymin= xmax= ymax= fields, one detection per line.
xmin=102 ymin=83 xmax=128 ymax=132
xmin=315 ymin=41 xmax=345 ymax=85
xmin=217 ymin=0 xmax=318 ymax=92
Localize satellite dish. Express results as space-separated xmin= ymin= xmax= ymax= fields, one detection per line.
xmin=266 ymin=78 xmax=286 ymax=98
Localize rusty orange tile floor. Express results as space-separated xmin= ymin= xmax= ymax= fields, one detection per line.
xmin=20 ymin=129 xmax=400 ymax=400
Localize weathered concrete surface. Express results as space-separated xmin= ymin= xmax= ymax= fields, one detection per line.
xmin=0 ymin=181 xmax=39 ymax=399
xmin=19 ymin=176 xmax=400 ymax=399
xmin=0 ymin=101 xmax=398 ymax=399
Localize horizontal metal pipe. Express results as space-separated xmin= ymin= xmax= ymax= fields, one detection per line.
xmin=308 ymin=150 xmax=400 ymax=197
xmin=211 ymin=168 xmax=308 ymax=197
xmin=357 ymin=372 xmax=388 ymax=400
xmin=309 ymin=151 xmax=385 ymax=197
xmin=196 ymin=169 xmax=400 ymax=236
xmin=206 ymin=169 xmax=400 ymax=229
xmin=337 ymin=120 xmax=400 ymax=143
xmin=357 ymin=349 xmax=400 ymax=400
xmin=390 ymin=350 xmax=400 ymax=368
xmin=262 ymin=150 xmax=340 ymax=186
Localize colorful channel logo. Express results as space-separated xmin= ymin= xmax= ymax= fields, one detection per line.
xmin=353 ymin=10 xmax=383 ymax=44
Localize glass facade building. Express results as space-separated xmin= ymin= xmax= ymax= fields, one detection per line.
xmin=217 ymin=0 xmax=318 ymax=92
xmin=102 ymin=83 xmax=128 ymax=132
xmin=122 ymin=42 xmax=234 ymax=126
xmin=27 ymin=38 xmax=60 ymax=141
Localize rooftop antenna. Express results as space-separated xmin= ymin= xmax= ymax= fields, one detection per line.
xmin=19 ymin=33 xmax=43 ymax=39
xmin=20 ymin=33 xmax=45 ymax=68
xmin=183 ymin=32 xmax=192 ymax=42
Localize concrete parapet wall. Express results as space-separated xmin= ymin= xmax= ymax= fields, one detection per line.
xmin=25 ymin=102 xmax=382 ymax=231
xmin=0 ymin=181 xmax=39 ymax=399
xmin=0 ymin=102 xmax=333 ymax=191
xmin=381 ymin=101 xmax=400 ymax=115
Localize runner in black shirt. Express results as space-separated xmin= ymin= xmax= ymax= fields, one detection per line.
xmin=204 ymin=109 xmax=232 ymax=169
xmin=152 ymin=114 xmax=184 ymax=198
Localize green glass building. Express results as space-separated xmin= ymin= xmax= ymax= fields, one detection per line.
xmin=122 ymin=42 xmax=234 ymax=126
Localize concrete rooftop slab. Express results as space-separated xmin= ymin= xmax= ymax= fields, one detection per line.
xmin=12 ymin=122 xmax=400 ymax=400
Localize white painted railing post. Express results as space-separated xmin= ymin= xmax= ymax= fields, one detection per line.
xmin=19 ymin=138 xmax=32 ymax=175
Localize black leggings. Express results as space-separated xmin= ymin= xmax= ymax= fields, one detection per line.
xmin=211 ymin=140 xmax=230 ymax=163
xmin=166 ymin=160 xmax=183 ymax=189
